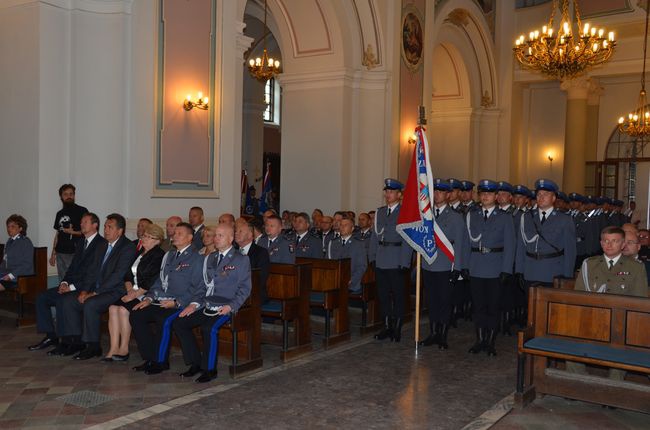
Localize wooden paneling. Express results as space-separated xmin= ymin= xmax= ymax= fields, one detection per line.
xmin=547 ymin=302 xmax=611 ymax=342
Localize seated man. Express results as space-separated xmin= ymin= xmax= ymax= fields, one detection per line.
xmin=293 ymin=212 xmax=323 ymax=258
xmin=129 ymin=222 xmax=205 ymax=374
xmin=571 ymin=226 xmax=648 ymax=379
xmin=173 ymin=224 xmax=251 ymax=383
xmin=235 ymin=220 xmax=269 ymax=303
xmin=160 ymin=216 xmax=181 ymax=252
xmin=0 ymin=214 xmax=34 ymax=291
xmin=622 ymin=230 xmax=650 ymax=286
xmin=29 ymin=212 xmax=106 ymax=353
xmin=59 ymin=213 xmax=136 ymax=359
xmin=259 ymin=214 xmax=294 ymax=264
xmin=328 ymin=218 xmax=367 ymax=294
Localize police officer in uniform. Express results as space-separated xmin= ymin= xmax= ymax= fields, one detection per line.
xmin=569 ymin=193 xmax=592 ymax=271
xmin=419 ymin=179 xmax=467 ymax=349
xmin=459 ymin=180 xmax=476 ymax=216
xmin=368 ymin=178 xmax=413 ymax=342
xmin=515 ymin=179 xmax=576 ymax=298
xmin=466 ymin=180 xmax=515 ymax=356
xmin=328 ymin=218 xmax=367 ymax=294
xmin=129 ymin=223 xmax=206 ymax=374
xmin=497 ymin=181 xmax=516 ymax=214
xmin=497 ymin=181 xmax=516 ymax=335
xmin=447 ymin=178 xmax=463 ymax=212
xmin=292 ymin=212 xmax=323 ymax=259
xmin=458 ymin=180 xmax=476 ymax=321
xmin=259 ymin=214 xmax=295 ymax=264
xmin=173 ymin=224 xmax=251 ymax=383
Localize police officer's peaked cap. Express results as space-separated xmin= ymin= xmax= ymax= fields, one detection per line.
xmin=534 ymin=178 xmax=559 ymax=194
xmin=383 ymin=178 xmax=404 ymax=191
xmin=433 ymin=178 xmax=452 ymax=191
xmin=477 ymin=179 xmax=498 ymax=192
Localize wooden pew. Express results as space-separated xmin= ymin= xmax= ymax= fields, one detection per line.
xmin=216 ymin=268 xmax=263 ymax=378
xmin=297 ymin=257 xmax=350 ymax=348
xmin=516 ymin=287 xmax=650 ymax=413
xmin=349 ymin=265 xmax=382 ymax=334
xmin=552 ymin=276 xmax=576 ymax=290
xmin=261 ymin=262 xmax=312 ymax=361
xmin=2 ymin=247 xmax=48 ymax=326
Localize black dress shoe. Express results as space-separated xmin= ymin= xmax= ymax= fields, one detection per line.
xmin=28 ymin=337 xmax=58 ymax=351
xmin=47 ymin=344 xmax=69 ymax=356
xmin=196 ymin=370 xmax=217 ymax=383
xmin=100 ymin=356 xmax=114 ymax=363
xmin=180 ymin=365 xmax=201 ymax=378
xmin=145 ymin=362 xmax=167 ymax=375
xmin=133 ymin=361 xmax=152 ymax=372
xmin=111 ymin=353 xmax=129 ymax=362
xmin=73 ymin=347 xmax=102 ymax=360
xmin=63 ymin=344 xmax=86 ymax=356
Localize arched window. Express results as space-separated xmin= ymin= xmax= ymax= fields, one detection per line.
xmin=263 ymin=78 xmax=281 ymax=125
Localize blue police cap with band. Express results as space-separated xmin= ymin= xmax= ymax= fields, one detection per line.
xmin=514 ymin=184 xmax=531 ymax=197
xmin=534 ymin=178 xmax=559 ymax=194
xmin=383 ymin=178 xmax=404 ymax=191
xmin=614 ymin=199 xmax=624 ymax=207
xmin=433 ymin=178 xmax=452 ymax=191
xmin=497 ymin=181 xmax=514 ymax=193
xmin=596 ymin=196 xmax=606 ymax=205
xmin=477 ymin=179 xmax=498 ymax=192
xmin=569 ymin=192 xmax=585 ymax=203
xmin=447 ymin=178 xmax=462 ymax=190
xmin=557 ymin=191 xmax=570 ymax=203
xmin=460 ymin=180 xmax=475 ymax=191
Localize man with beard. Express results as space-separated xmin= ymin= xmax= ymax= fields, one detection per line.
xmin=49 ymin=184 xmax=89 ymax=281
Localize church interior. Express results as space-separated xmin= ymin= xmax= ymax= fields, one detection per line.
xmin=1 ymin=0 xmax=650 ymax=428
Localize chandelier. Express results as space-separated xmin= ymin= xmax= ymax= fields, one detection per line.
xmin=618 ymin=0 xmax=650 ymax=137
xmin=247 ymin=0 xmax=281 ymax=83
xmin=513 ymin=0 xmax=616 ymax=80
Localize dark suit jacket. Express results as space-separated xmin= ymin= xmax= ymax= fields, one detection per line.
xmin=192 ymin=225 xmax=205 ymax=251
xmin=124 ymin=245 xmax=165 ymax=291
xmin=63 ymin=234 xmax=108 ymax=291
xmin=0 ymin=235 xmax=34 ymax=279
xmin=247 ymin=242 xmax=269 ymax=302
xmin=93 ymin=235 xmax=137 ymax=295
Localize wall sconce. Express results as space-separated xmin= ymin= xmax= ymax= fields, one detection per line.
xmin=184 ymin=92 xmax=209 ymax=111
xmin=547 ymin=152 xmax=554 ymax=170
xmin=407 ymin=133 xmax=418 ymax=145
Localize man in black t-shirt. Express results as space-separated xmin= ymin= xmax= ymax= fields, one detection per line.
xmin=50 ymin=184 xmax=88 ymax=280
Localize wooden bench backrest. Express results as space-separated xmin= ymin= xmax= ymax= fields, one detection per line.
xmin=266 ymin=262 xmax=312 ymax=300
xmin=530 ymin=287 xmax=650 ymax=353
xmin=296 ymin=258 xmax=350 ymax=292
xmin=552 ymin=277 xmax=576 ymax=290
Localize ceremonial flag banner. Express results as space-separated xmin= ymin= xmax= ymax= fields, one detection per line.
xmin=259 ymin=162 xmax=273 ymax=214
xmin=396 ymin=127 xmax=454 ymax=265
xmin=241 ymin=170 xmax=248 ymax=215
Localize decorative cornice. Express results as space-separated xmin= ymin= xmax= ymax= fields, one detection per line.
xmin=1 ymin=0 xmax=134 ymax=14
xmin=278 ymin=68 xmax=390 ymax=92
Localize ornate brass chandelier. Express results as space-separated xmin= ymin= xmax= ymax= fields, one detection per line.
xmin=618 ymin=0 xmax=650 ymax=137
xmin=513 ymin=0 xmax=616 ymax=80
xmin=247 ymin=0 xmax=281 ymax=83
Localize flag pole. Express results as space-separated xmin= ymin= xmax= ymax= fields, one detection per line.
xmin=415 ymin=253 xmax=422 ymax=351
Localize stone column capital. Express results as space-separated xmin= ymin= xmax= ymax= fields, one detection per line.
xmin=560 ymin=76 xmax=592 ymax=100
xmin=587 ymin=78 xmax=604 ymax=106
xmin=235 ymin=21 xmax=254 ymax=62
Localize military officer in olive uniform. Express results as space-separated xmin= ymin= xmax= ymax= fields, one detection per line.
xmin=368 ymin=178 xmax=413 ymax=342
xmin=260 ymin=214 xmax=295 ymax=264
xmin=465 ymin=180 xmax=516 ymax=356
xmin=419 ymin=179 xmax=467 ymax=349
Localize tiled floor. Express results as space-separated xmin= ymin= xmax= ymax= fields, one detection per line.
xmin=1 ymin=311 xmax=648 ymax=429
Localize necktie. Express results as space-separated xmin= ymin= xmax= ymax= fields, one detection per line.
xmin=101 ymin=245 xmax=113 ymax=267
xmin=387 ymin=207 xmax=392 ymax=217
xmin=217 ymin=253 xmax=224 ymax=266
xmin=268 ymin=239 xmax=273 ymax=248
xmin=83 ymin=238 xmax=89 ymax=251
xmin=609 ymin=259 xmax=614 ymax=270
xmin=435 ymin=208 xmax=440 ymax=219
xmin=541 ymin=211 xmax=547 ymax=224
xmin=175 ymin=250 xmax=181 ymax=260
xmin=136 ymin=240 xmax=142 ymax=252
xmin=484 ymin=210 xmax=489 ymax=221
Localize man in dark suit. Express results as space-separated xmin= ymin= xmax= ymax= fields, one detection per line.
xmin=129 ymin=222 xmax=206 ymax=375
xmin=235 ymin=220 xmax=270 ymax=303
xmin=29 ymin=213 xmax=107 ymax=354
xmin=0 ymin=214 xmax=34 ymax=290
xmin=173 ymin=224 xmax=251 ymax=382
xmin=189 ymin=206 xmax=205 ymax=250
xmin=59 ymin=213 xmax=136 ymax=360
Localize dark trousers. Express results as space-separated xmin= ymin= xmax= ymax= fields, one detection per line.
xmin=60 ymin=290 xmax=122 ymax=342
xmin=422 ymin=270 xmax=453 ymax=324
xmin=500 ymin=277 xmax=516 ymax=312
xmin=35 ymin=288 xmax=73 ymax=336
xmin=173 ymin=311 xmax=231 ymax=371
xmin=129 ymin=305 xmax=181 ymax=363
xmin=375 ymin=268 xmax=405 ymax=318
xmin=470 ymin=277 xmax=501 ymax=329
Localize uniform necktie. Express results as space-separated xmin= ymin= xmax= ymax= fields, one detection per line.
xmin=268 ymin=238 xmax=273 ymax=248
xmin=387 ymin=207 xmax=392 ymax=217
xmin=175 ymin=250 xmax=181 ymax=260
xmin=101 ymin=244 xmax=113 ymax=267
xmin=435 ymin=208 xmax=440 ymax=219
xmin=608 ymin=259 xmax=614 ymax=270
xmin=541 ymin=211 xmax=547 ymax=224
xmin=217 ymin=253 xmax=224 ymax=266
xmin=483 ymin=210 xmax=489 ymax=221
